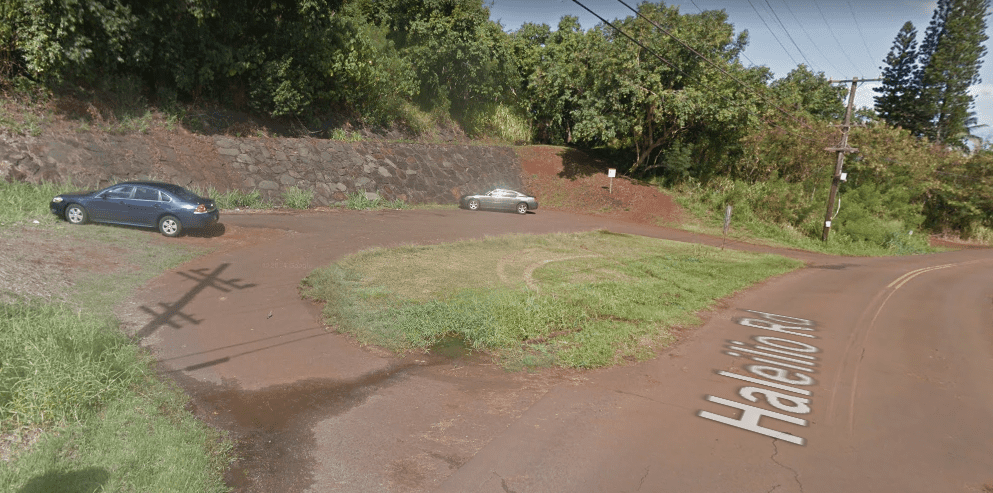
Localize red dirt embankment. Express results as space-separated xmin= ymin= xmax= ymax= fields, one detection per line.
xmin=517 ymin=145 xmax=683 ymax=227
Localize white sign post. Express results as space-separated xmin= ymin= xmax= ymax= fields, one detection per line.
xmin=608 ymin=168 xmax=616 ymax=194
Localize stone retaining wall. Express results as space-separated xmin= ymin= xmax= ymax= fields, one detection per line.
xmin=0 ymin=131 xmax=524 ymax=205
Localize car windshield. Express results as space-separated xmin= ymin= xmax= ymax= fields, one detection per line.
xmin=158 ymin=184 xmax=200 ymax=202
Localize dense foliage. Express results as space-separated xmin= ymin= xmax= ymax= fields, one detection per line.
xmin=1 ymin=0 xmax=991 ymax=245
xmin=874 ymin=0 xmax=990 ymax=146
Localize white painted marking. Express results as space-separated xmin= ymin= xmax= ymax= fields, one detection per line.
xmin=717 ymin=371 xmax=812 ymax=396
xmin=738 ymin=318 xmax=817 ymax=339
xmin=754 ymin=336 xmax=820 ymax=353
xmin=698 ymin=396 xmax=807 ymax=445
xmin=742 ymin=310 xmax=816 ymax=326
xmin=747 ymin=365 xmax=816 ymax=386
xmin=727 ymin=344 xmax=817 ymax=366
xmin=752 ymin=357 xmax=817 ymax=372
xmin=739 ymin=386 xmax=812 ymax=414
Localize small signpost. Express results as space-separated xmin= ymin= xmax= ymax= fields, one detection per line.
xmin=722 ymin=205 xmax=732 ymax=250
xmin=608 ymin=168 xmax=616 ymax=194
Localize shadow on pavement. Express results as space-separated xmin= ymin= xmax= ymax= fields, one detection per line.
xmin=134 ymin=263 xmax=256 ymax=340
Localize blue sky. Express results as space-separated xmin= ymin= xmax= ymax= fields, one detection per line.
xmin=486 ymin=0 xmax=993 ymax=141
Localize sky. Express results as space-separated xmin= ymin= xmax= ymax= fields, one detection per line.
xmin=486 ymin=0 xmax=993 ymax=142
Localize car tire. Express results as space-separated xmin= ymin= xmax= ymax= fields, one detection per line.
xmin=158 ymin=215 xmax=182 ymax=237
xmin=66 ymin=204 xmax=88 ymax=224
xmin=516 ymin=202 xmax=529 ymax=214
xmin=468 ymin=199 xmax=480 ymax=211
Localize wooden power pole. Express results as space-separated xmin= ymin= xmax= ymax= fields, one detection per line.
xmin=821 ymin=77 xmax=880 ymax=242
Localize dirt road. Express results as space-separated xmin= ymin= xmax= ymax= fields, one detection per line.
xmin=127 ymin=209 xmax=993 ymax=492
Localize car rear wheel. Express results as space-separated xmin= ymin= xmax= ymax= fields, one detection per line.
xmin=516 ymin=202 xmax=529 ymax=214
xmin=66 ymin=204 xmax=88 ymax=224
xmin=158 ymin=215 xmax=182 ymax=237
xmin=468 ymin=199 xmax=480 ymax=211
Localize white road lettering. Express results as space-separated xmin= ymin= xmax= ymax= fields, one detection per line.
xmin=738 ymin=386 xmax=812 ymax=414
xmin=716 ymin=371 xmax=812 ymax=396
xmin=747 ymin=365 xmax=816 ymax=386
xmin=754 ymin=336 xmax=820 ymax=353
xmin=698 ymin=310 xmax=825 ymax=446
xmin=738 ymin=318 xmax=817 ymax=339
xmin=698 ymin=396 xmax=807 ymax=445
xmin=742 ymin=310 xmax=815 ymax=326
xmin=751 ymin=357 xmax=816 ymax=372
xmin=726 ymin=343 xmax=817 ymax=367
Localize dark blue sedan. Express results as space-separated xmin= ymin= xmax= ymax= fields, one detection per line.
xmin=50 ymin=181 xmax=219 ymax=237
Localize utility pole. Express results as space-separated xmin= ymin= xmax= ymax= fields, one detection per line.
xmin=821 ymin=77 xmax=881 ymax=242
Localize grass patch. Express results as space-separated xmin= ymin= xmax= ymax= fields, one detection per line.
xmin=281 ymin=186 xmax=314 ymax=209
xmin=0 ymin=180 xmax=229 ymax=491
xmin=301 ymin=230 xmax=802 ymax=369
xmin=345 ymin=190 xmax=409 ymax=210
xmin=0 ymin=181 xmax=77 ymax=228
xmin=211 ymin=188 xmax=270 ymax=210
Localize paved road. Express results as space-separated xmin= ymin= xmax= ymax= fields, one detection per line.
xmin=130 ymin=209 xmax=993 ymax=492
xmin=436 ymin=249 xmax=993 ymax=493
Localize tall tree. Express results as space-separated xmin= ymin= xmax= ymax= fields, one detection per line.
xmin=914 ymin=0 xmax=990 ymax=145
xmin=873 ymin=21 xmax=920 ymax=131
xmin=565 ymin=3 xmax=759 ymax=177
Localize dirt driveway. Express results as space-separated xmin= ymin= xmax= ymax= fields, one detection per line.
xmin=126 ymin=209 xmax=993 ymax=492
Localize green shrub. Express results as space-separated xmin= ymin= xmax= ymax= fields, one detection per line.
xmin=211 ymin=188 xmax=269 ymax=209
xmin=281 ymin=186 xmax=313 ymax=209
xmin=460 ymin=102 xmax=533 ymax=143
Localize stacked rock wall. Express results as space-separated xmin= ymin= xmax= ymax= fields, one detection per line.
xmin=0 ymin=131 xmax=524 ymax=205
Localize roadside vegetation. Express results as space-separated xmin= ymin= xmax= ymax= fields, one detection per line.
xmin=0 ymin=182 xmax=230 ymax=491
xmin=301 ymin=231 xmax=802 ymax=369
xmin=2 ymin=0 xmax=990 ymax=251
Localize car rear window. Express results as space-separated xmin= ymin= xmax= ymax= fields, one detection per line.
xmin=159 ymin=184 xmax=199 ymax=202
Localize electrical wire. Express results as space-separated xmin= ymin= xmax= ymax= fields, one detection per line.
xmin=813 ymin=1 xmax=863 ymax=77
xmin=610 ymin=0 xmax=814 ymax=132
xmin=761 ymin=0 xmax=815 ymax=70
xmin=777 ymin=0 xmax=844 ymax=76
xmin=846 ymin=0 xmax=878 ymax=75
xmin=745 ymin=0 xmax=799 ymax=67
xmin=686 ymin=0 xmax=760 ymax=69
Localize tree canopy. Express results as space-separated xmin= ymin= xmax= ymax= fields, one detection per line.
xmin=1 ymin=0 xmax=991 ymax=243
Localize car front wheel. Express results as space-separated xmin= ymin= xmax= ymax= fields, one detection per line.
xmin=516 ymin=202 xmax=529 ymax=214
xmin=158 ymin=215 xmax=182 ymax=237
xmin=66 ymin=204 xmax=88 ymax=224
xmin=468 ymin=199 xmax=480 ymax=211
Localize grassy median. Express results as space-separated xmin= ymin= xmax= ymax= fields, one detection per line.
xmin=301 ymin=230 xmax=803 ymax=369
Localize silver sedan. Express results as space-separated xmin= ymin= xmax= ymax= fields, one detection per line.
xmin=460 ymin=189 xmax=539 ymax=214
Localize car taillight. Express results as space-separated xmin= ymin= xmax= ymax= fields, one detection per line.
xmin=195 ymin=204 xmax=207 ymax=213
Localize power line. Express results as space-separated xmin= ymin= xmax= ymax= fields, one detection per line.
xmin=686 ymin=0 xmax=760 ymax=69
xmin=761 ymin=0 xmax=815 ymax=70
xmin=608 ymin=0 xmax=820 ymax=137
xmin=568 ymin=0 xmax=682 ymax=73
xmin=846 ymin=0 xmax=877 ymax=75
xmin=777 ymin=0 xmax=843 ymax=76
xmin=812 ymin=1 xmax=863 ymax=77
xmin=745 ymin=0 xmax=800 ymax=67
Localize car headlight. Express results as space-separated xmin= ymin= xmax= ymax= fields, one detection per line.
xmin=52 ymin=196 xmax=63 ymax=203
xmin=194 ymin=204 xmax=207 ymax=213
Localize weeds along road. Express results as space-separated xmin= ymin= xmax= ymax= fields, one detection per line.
xmin=126 ymin=209 xmax=993 ymax=493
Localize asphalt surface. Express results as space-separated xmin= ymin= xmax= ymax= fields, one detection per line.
xmin=129 ymin=209 xmax=993 ymax=492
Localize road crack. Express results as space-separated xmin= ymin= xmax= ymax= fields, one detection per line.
xmin=493 ymin=472 xmax=519 ymax=493
xmin=770 ymin=439 xmax=804 ymax=492
xmin=637 ymin=465 xmax=650 ymax=491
